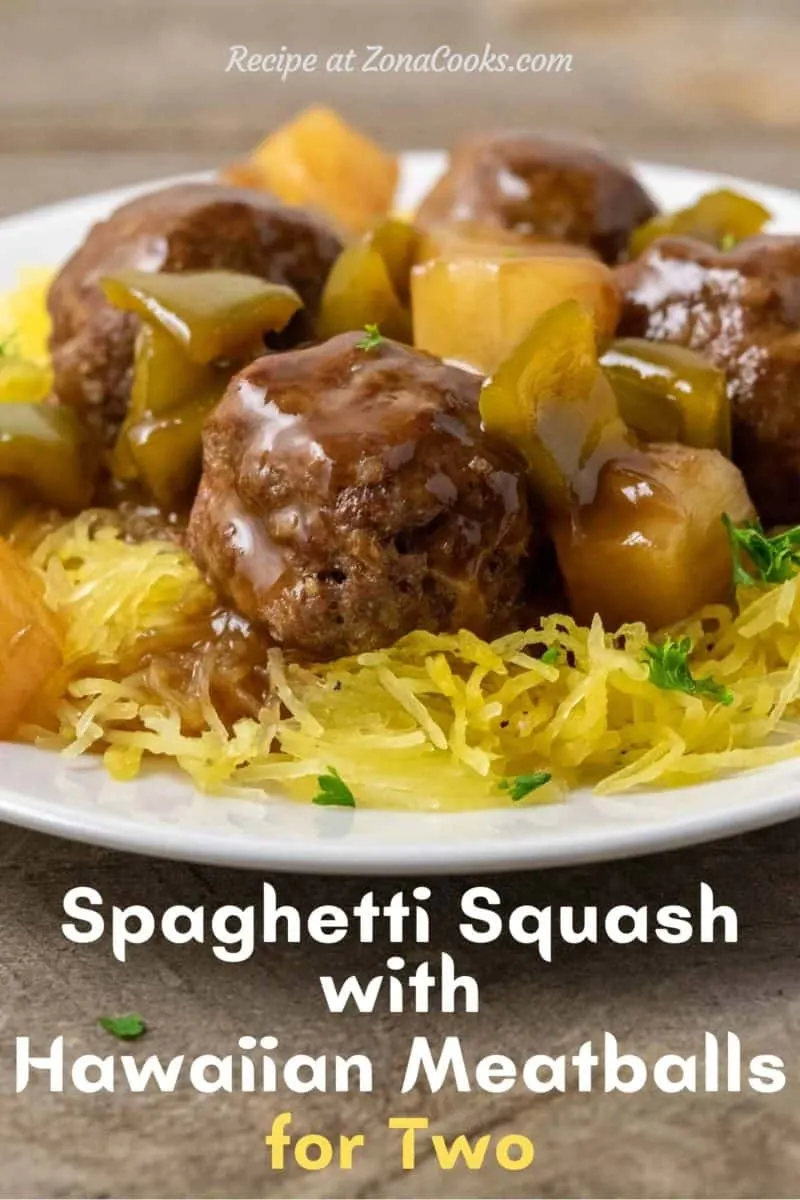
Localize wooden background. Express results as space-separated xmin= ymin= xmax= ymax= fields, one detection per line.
xmin=2 ymin=3 xmax=800 ymax=1199
xmin=2 ymin=0 xmax=800 ymax=218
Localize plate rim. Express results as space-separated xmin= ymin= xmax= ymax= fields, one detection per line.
xmin=2 ymin=753 xmax=800 ymax=874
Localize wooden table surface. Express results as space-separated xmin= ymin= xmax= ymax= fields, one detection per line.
xmin=2 ymin=2 xmax=800 ymax=1197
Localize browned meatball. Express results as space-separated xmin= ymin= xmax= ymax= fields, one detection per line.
xmin=186 ymin=333 xmax=536 ymax=659
xmin=416 ymin=133 xmax=657 ymax=264
xmin=48 ymin=182 xmax=342 ymax=440
xmin=617 ymin=234 xmax=800 ymax=525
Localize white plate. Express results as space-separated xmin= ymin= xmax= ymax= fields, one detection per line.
xmin=2 ymin=153 xmax=800 ymax=875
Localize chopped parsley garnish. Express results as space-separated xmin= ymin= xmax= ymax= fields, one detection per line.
xmin=355 ymin=323 xmax=383 ymax=352
xmin=541 ymin=646 xmax=560 ymax=665
xmin=98 ymin=1013 xmax=147 ymax=1041
xmin=644 ymin=636 xmax=733 ymax=706
xmin=312 ymin=767 xmax=356 ymax=807
xmin=0 ymin=333 xmax=16 ymax=357
xmin=723 ymin=514 xmax=800 ymax=587
xmin=499 ymin=771 xmax=552 ymax=801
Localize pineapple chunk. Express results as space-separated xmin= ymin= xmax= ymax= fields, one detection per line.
xmin=415 ymin=221 xmax=596 ymax=265
xmin=221 ymin=106 xmax=398 ymax=236
xmin=411 ymin=253 xmax=620 ymax=374
xmin=552 ymin=443 xmax=755 ymax=631
xmin=0 ymin=539 xmax=62 ymax=737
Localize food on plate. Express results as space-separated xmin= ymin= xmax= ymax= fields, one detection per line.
xmin=0 ymin=267 xmax=54 ymax=403
xmin=0 ymin=354 xmax=52 ymax=404
xmin=415 ymin=220 xmax=598 ymax=264
xmin=479 ymin=301 xmax=630 ymax=510
xmin=101 ymin=269 xmax=303 ymax=365
xmin=317 ymin=219 xmax=418 ymax=343
xmin=186 ymin=332 xmax=535 ymax=659
xmin=552 ymin=443 xmax=754 ymax=629
xmin=0 ymin=538 xmax=62 ymax=737
xmin=102 ymin=268 xmax=304 ymax=507
xmin=6 ymin=109 xmax=800 ymax=810
xmin=480 ymin=303 xmax=751 ymax=628
xmin=416 ymin=133 xmax=658 ymax=264
xmin=0 ymin=403 xmax=94 ymax=510
xmin=107 ymin=320 xmax=226 ymax=497
xmin=617 ymin=234 xmax=800 ymax=525
xmin=412 ymin=252 xmax=620 ymax=374
xmin=221 ymin=106 xmax=398 ymax=236
xmin=47 ymin=182 xmax=342 ymax=442
xmin=0 ymin=267 xmax=52 ymax=362
xmin=628 ymin=188 xmax=771 ymax=258
xmin=25 ymin=516 xmax=800 ymax=805
xmin=601 ymin=338 xmax=731 ymax=454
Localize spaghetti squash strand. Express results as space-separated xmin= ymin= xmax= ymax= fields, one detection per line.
xmin=7 ymin=504 xmax=800 ymax=810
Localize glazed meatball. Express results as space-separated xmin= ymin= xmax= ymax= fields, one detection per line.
xmin=617 ymin=234 xmax=800 ymax=525
xmin=416 ymin=133 xmax=658 ymax=264
xmin=48 ymin=182 xmax=342 ymax=440
xmin=186 ymin=333 xmax=536 ymax=659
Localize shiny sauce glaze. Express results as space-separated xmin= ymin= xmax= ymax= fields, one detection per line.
xmin=120 ymin=602 xmax=274 ymax=733
xmin=53 ymin=332 xmax=536 ymax=727
xmin=416 ymin=133 xmax=658 ymax=264
xmin=552 ymin=440 xmax=754 ymax=630
xmin=186 ymin=332 xmax=536 ymax=660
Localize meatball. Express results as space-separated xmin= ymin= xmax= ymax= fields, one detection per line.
xmin=48 ymin=182 xmax=342 ymax=440
xmin=416 ymin=133 xmax=658 ymax=264
xmin=617 ymin=234 xmax=800 ymax=525
xmin=186 ymin=333 xmax=536 ymax=659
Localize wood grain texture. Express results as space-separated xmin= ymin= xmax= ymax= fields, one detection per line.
xmin=1 ymin=2 xmax=800 ymax=1197
xmin=1 ymin=821 xmax=800 ymax=1199
xmin=1 ymin=0 xmax=800 ymax=215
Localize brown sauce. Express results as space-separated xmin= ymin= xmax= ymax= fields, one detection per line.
xmin=110 ymin=503 xmax=276 ymax=731
xmin=121 ymin=603 xmax=274 ymax=734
